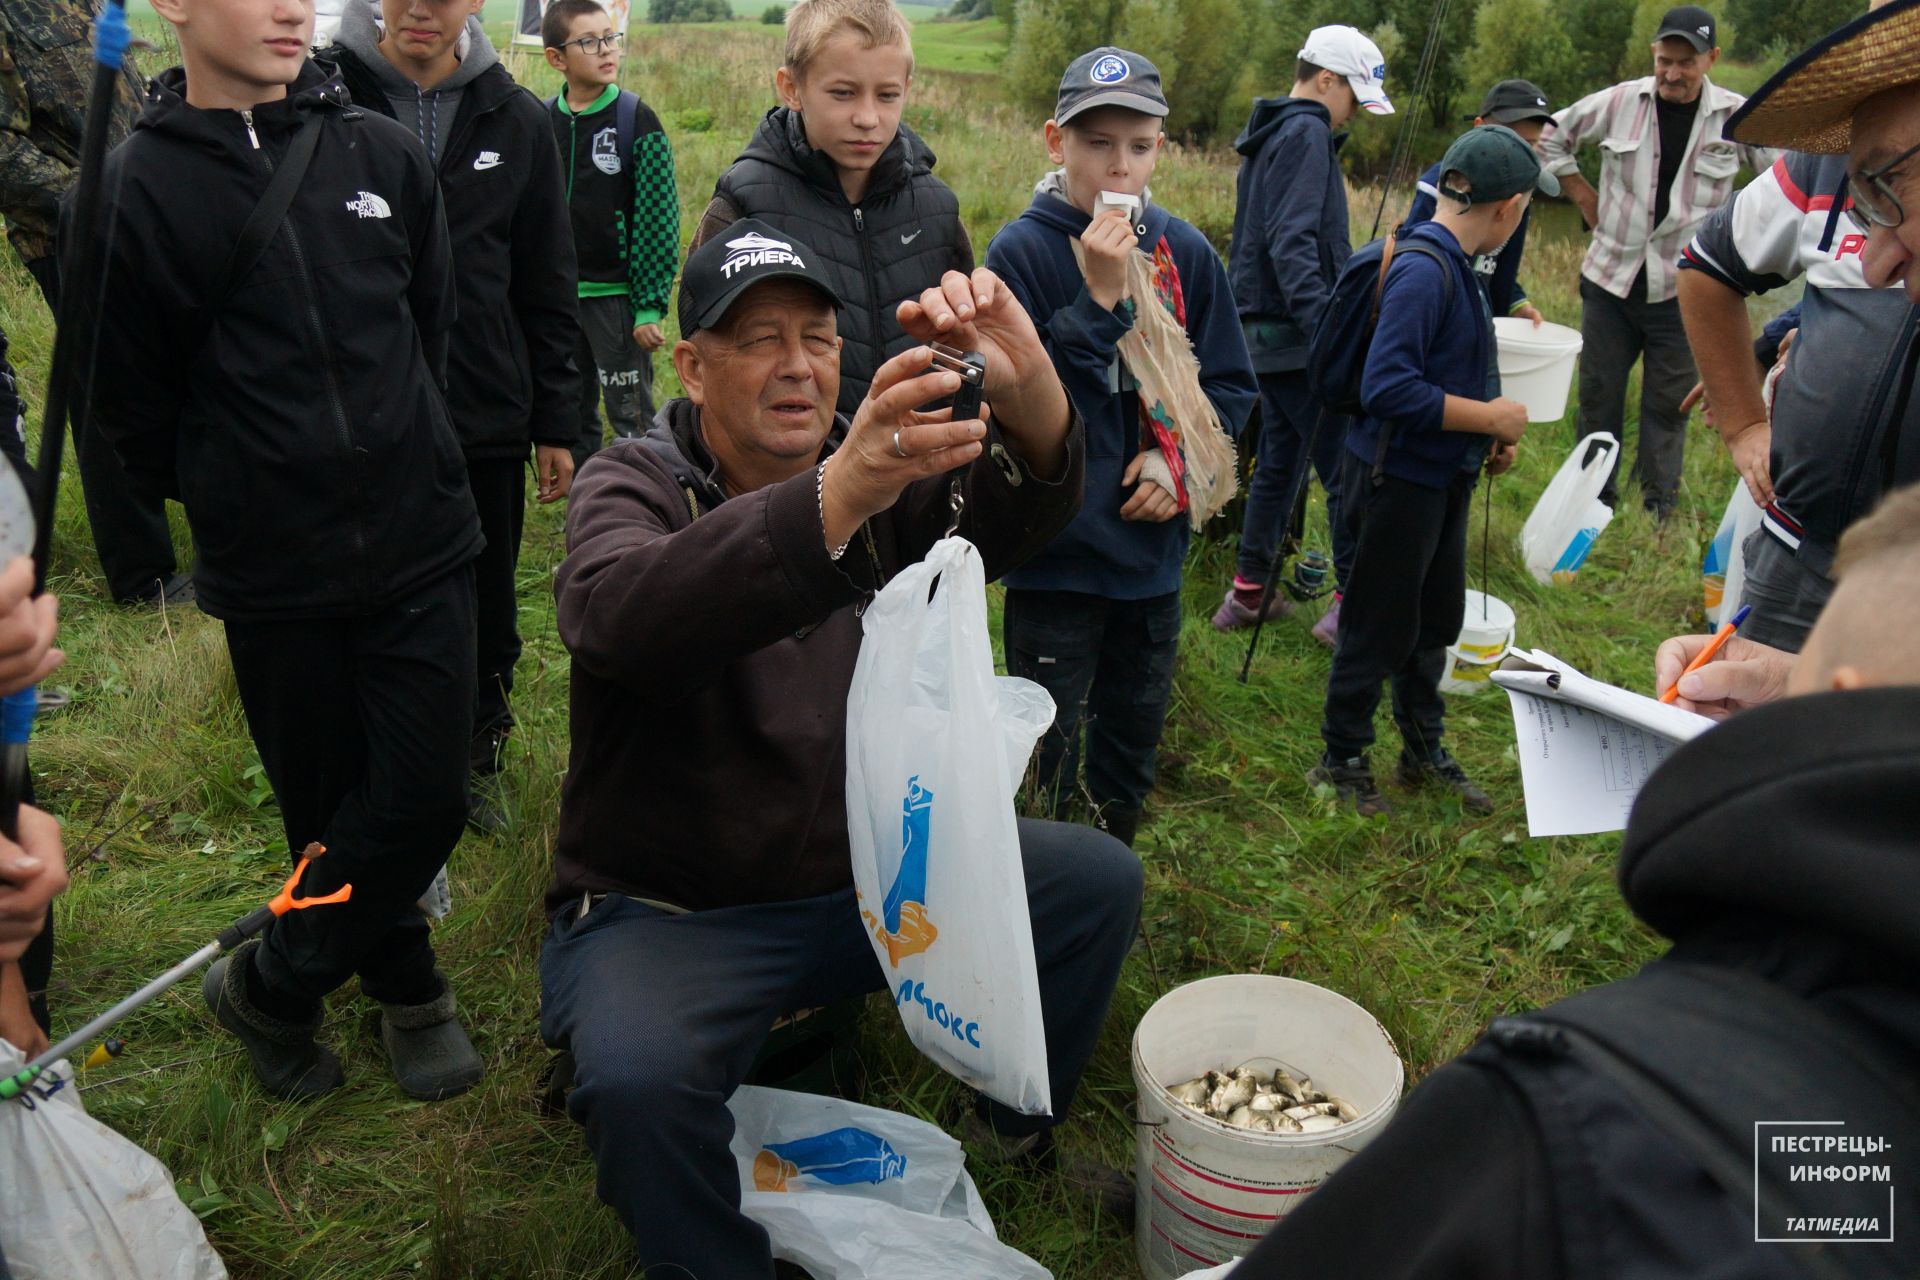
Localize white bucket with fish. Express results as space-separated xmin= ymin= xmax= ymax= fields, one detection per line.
xmin=1493 ymin=316 xmax=1583 ymax=422
xmin=1440 ymin=590 xmax=1516 ymax=695
xmin=1131 ymin=975 xmax=1403 ymax=1278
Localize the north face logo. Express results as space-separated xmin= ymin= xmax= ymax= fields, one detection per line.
xmin=345 ymin=191 xmax=391 ymax=219
xmin=721 ymin=231 xmax=803 ymax=279
xmin=592 ymin=126 xmax=621 ymax=175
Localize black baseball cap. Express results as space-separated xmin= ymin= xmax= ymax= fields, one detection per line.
xmin=677 ymin=219 xmax=844 ymax=336
xmin=1055 ymin=47 xmax=1169 ymax=125
xmin=1474 ymin=79 xmax=1554 ymax=126
xmin=1436 ymin=124 xmax=1560 ymax=203
xmin=1655 ymin=5 xmax=1718 ymax=52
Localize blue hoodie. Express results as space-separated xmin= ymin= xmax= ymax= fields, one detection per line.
xmin=987 ymin=185 xmax=1257 ymax=599
xmin=1348 ymin=220 xmax=1498 ymax=489
xmin=1227 ymin=98 xmax=1352 ymax=373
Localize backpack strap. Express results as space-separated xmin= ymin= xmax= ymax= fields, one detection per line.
xmin=215 ymin=111 xmax=324 ymax=308
xmin=616 ymin=89 xmax=639 ymax=170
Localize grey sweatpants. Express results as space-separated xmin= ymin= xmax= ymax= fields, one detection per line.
xmin=573 ymin=292 xmax=656 ymax=470
xmin=1738 ymin=528 xmax=1833 ymax=654
xmin=1576 ymin=274 xmax=1697 ymax=514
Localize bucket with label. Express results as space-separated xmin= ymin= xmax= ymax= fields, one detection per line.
xmin=1132 ymin=975 xmax=1403 ymax=1279
xmin=1493 ymin=317 xmax=1583 ymax=422
xmin=1440 ymin=590 xmax=1516 ymax=694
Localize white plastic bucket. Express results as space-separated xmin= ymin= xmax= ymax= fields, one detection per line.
xmin=1132 ymin=975 xmax=1404 ymax=1278
xmin=1494 ymin=317 xmax=1583 ymax=422
xmin=1440 ymin=590 xmax=1516 ymax=695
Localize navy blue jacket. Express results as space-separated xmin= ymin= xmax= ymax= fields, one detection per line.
xmin=987 ymin=190 xmax=1257 ymax=599
xmin=1349 ymin=221 xmax=1498 ymax=489
xmin=1227 ymin=98 xmax=1350 ymax=373
xmin=1405 ymin=158 xmax=1532 ymax=318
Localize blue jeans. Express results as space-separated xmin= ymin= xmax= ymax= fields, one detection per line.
xmin=1236 ymin=371 xmax=1355 ymax=589
xmin=1003 ymin=588 xmax=1181 ymax=818
xmin=538 ymin=820 xmax=1142 ymax=1279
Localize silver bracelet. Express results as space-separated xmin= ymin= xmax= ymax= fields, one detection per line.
xmin=818 ymin=461 xmax=851 ymax=561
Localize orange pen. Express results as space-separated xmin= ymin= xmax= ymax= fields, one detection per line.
xmin=1661 ymin=603 xmax=1752 ymax=704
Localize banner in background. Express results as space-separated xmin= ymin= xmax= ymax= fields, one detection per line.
xmin=515 ymin=0 xmax=632 ymax=47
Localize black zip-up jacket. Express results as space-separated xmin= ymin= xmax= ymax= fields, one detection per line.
xmin=321 ymin=35 xmax=579 ymax=459
xmin=692 ymin=108 xmax=972 ymax=418
xmin=1235 ymin=687 xmax=1920 ymax=1279
xmin=79 ymin=63 xmax=481 ymax=622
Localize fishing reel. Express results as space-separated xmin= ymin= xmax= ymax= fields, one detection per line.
xmin=1284 ymin=549 xmax=1333 ymax=603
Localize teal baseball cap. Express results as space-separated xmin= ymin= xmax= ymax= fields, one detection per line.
xmin=1435 ymin=124 xmax=1560 ymax=204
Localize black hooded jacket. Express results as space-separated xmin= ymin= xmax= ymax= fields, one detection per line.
xmin=692 ymin=107 xmax=972 ymax=418
xmin=1235 ymin=688 xmax=1920 ymax=1280
xmin=320 ymin=25 xmax=579 ymax=459
xmin=80 ymin=62 xmax=481 ymax=622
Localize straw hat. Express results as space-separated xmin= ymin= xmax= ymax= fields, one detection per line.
xmin=1726 ymin=0 xmax=1920 ymax=153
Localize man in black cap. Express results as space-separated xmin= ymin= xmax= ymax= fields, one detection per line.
xmin=1540 ymin=5 xmax=1774 ymax=517
xmin=1404 ymin=79 xmax=1558 ymax=324
xmin=539 ymin=219 xmax=1143 ymax=1275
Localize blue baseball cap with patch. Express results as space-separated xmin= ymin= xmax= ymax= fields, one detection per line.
xmin=1055 ymin=47 xmax=1169 ymax=126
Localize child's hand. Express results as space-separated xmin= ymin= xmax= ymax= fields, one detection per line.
xmin=1119 ymin=451 xmax=1181 ymax=522
xmin=1486 ymin=441 xmax=1518 ymax=476
xmin=633 ymin=322 xmax=666 ymax=353
xmin=0 ymin=960 xmax=45 ymax=1058
xmin=534 ymin=445 xmax=575 ymax=504
xmin=1487 ymin=397 xmax=1530 ymax=445
xmin=0 ymin=557 xmax=60 ymax=698
xmin=1079 ymin=208 xmax=1137 ymax=311
xmin=1514 ymin=303 xmax=1545 ymax=328
xmin=0 ymin=805 xmax=64 ymax=965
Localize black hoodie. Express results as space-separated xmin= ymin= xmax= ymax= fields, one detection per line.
xmin=320 ymin=19 xmax=580 ymax=459
xmin=80 ymin=62 xmax=480 ymax=622
xmin=692 ymin=107 xmax=972 ymax=418
xmin=1234 ymin=688 xmax=1920 ymax=1279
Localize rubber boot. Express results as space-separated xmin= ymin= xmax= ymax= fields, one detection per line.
xmin=202 ymin=939 xmax=343 ymax=1100
xmin=378 ymin=975 xmax=484 ymax=1101
xmin=1099 ymin=804 xmax=1141 ymax=849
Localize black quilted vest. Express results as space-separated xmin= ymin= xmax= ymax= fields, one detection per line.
xmin=712 ymin=108 xmax=970 ymax=417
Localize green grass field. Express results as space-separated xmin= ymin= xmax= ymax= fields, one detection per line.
xmin=12 ymin=18 xmax=1796 ymax=1280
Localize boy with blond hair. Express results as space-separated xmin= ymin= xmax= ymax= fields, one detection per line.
xmin=543 ymin=0 xmax=680 ymax=466
xmin=690 ymin=0 xmax=971 ymax=416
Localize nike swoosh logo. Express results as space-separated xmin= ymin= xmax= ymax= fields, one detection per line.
xmin=900 ymin=229 xmax=923 ymax=245
xmin=474 ymin=157 xmax=503 ymax=171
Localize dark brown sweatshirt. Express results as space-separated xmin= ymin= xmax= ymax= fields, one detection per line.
xmin=547 ymin=397 xmax=1084 ymax=915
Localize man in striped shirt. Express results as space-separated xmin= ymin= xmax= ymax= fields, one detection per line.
xmin=1538 ymin=5 xmax=1774 ymax=516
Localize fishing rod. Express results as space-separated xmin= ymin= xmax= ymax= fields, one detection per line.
xmin=0 ymin=0 xmax=133 ymax=843
xmin=1 ymin=851 xmax=352 ymax=1102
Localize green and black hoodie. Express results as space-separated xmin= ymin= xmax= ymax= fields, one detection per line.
xmin=550 ymin=85 xmax=679 ymax=328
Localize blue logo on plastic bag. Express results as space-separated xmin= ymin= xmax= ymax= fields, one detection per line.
xmin=877 ymin=777 xmax=937 ymax=966
xmin=753 ymin=1127 xmax=908 ymax=1193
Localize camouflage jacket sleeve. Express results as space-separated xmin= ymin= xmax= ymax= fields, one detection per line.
xmin=0 ymin=35 xmax=70 ymax=263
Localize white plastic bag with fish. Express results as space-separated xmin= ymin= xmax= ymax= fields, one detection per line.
xmin=0 ymin=1041 xmax=228 ymax=1280
xmin=729 ymin=1085 xmax=1050 ymax=1279
xmin=845 ymin=535 xmax=1055 ymax=1116
xmin=1520 ymin=434 xmax=1618 ymax=584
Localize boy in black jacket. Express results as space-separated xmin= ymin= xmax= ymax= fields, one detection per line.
xmin=543 ymin=0 xmax=679 ymax=468
xmin=690 ymin=0 xmax=971 ymax=417
xmin=322 ymin=0 xmax=580 ymax=831
xmin=86 ymin=0 xmax=484 ymax=1101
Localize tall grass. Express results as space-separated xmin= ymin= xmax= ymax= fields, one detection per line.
xmin=17 ymin=21 xmax=1776 ymax=1278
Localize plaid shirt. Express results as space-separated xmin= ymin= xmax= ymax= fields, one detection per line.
xmin=1538 ymin=77 xmax=1775 ymax=303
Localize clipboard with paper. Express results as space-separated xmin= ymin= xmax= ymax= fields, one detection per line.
xmin=1490 ymin=649 xmax=1715 ymax=837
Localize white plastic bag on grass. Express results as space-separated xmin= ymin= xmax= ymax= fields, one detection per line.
xmin=845 ymin=535 xmax=1055 ymax=1116
xmin=729 ymin=1085 xmax=1050 ymax=1279
xmin=1521 ymin=434 xmax=1618 ymax=584
xmin=1702 ymin=478 xmax=1763 ymax=625
xmin=0 ymin=1040 xmax=228 ymax=1280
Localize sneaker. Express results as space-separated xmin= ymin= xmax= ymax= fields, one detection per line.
xmin=1210 ymin=585 xmax=1291 ymax=632
xmin=1310 ymin=597 xmax=1342 ymax=649
xmin=203 ymin=940 xmax=343 ymax=1100
xmin=1397 ymin=747 xmax=1493 ymax=814
xmin=465 ymin=773 xmax=512 ymax=836
xmin=119 ymin=571 xmax=195 ymax=610
xmin=1306 ymin=754 xmax=1393 ymax=817
xmin=958 ymin=1112 xmax=1134 ymax=1230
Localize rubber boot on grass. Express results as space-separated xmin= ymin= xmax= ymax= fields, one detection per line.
xmin=202 ymin=939 xmax=343 ymax=1100
xmin=378 ymin=976 xmax=483 ymax=1101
